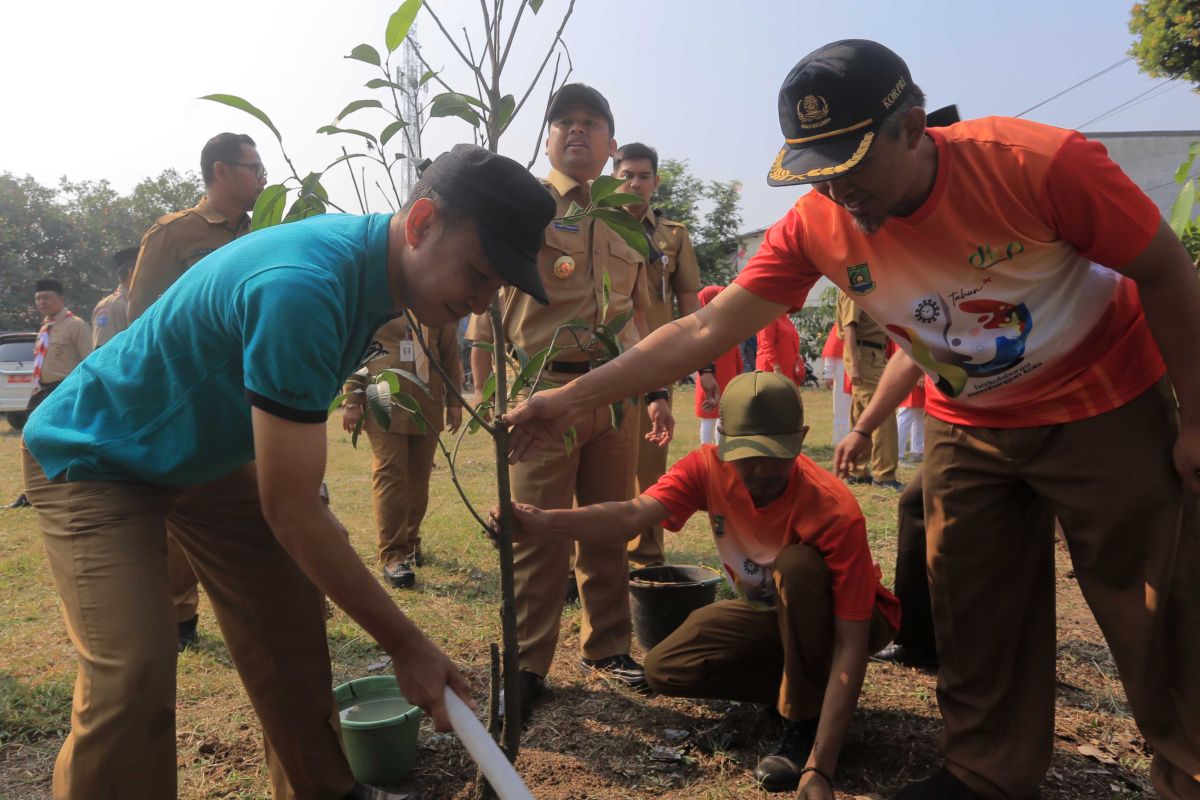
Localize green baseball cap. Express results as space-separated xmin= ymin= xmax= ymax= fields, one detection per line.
xmin=717 ymin=371 xmax=806 ymax=462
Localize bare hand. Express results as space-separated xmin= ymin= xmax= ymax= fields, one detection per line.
xmin=486 ymin=502 xmax=547 ymax=544
xmin=699 ymin=372 xmax=720 ymax=412
xmin=389 ymin=631 xmax=474 ymax=732
xmin=834 ymin=431 xmax=871 ymax=479
xmin=797 ymin=770 xmax=834 ymax=800
xmin=645 ymin=398 xmax=675 ymax=447
xmin=1174 ymin=422 xmax=1200 ymax=493
xmin=446 ymin=405 xmax=463 ymax=433
xmin=850 ymin=368 xmax=863 ymax=387
xmin=503 ymin=387 xmax=576 ymax=463
xmin=823 ymin=378 xmax=834 ymax=390
xmin=342 ymin=404 xmax=363 ymax=433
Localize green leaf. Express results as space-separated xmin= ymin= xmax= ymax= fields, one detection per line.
xmin=529 ymin=0 xmax=544 ymax=13
xmin=1169 ymin=178 xmax=1197 ymax=238
xmin=324 ymin=152 xmax=372 ymax=171
xmin=596 ymin=191 xmax=644 ymax=209
xmin=380 ymin=119 xmax=408 ymax=146
xmin=517 ymin=345 xmax=566 ymax=387
xmin=386 ymin=0 xmax=422 ymax=53
xmin=351 ymin=414 xmax=364 ymax=447
xmin=328 ymin=393 xmax=350 ymax=413
xmin=381 ymin=367 xmax=432 ymax=398
xmin=588 ymin=207 xmax=651 ymax=258
xmin=609 ymin=399 xmax=624 ymax=432
xmin=1175 ymin=142 xmax=1200 ymax=184
xmin=562 ymin=426 xmax=578 ymax=456
xmin=468 ymin=402 xmax=493 ymax=434
xmin=365 ymin=382 xmax=392 ymax=430
xmin=429 ymin=93 xmax=482 ymax=127
xmin=471 ymin=341 xmax=496 ymax=353
xmin=605 ymin=309 xmax=634 ymax=337
xmin=480 ymin=373 xmax=497 ymax=403
xmin=595 ymin=328 xmax=622 ymax=361
xmin=251 ymin=183 xmax=288 ymax=232
xmin=316 ymin=125 xmax=379 ymax=145
xmin=393 ymin=392 xmax=429 ymax=433
xmin=601 ymin=268 xmax=612 ymax=320
xmin=199 ymin=94 xmax=282 ymax=143
xmin=511 ymin=345 xmax=531 ymax=368
xmin=565 ymin=201 xmax=586 ymax=218
xmin=589 ymin=175 xmax=624 ymax=205
xmin=337 ymin=99 xmax=384 ymax=121
xmin=494 ymin=94 xmax=517 ymax=131
xmin=345 ymin=44 xmax=382 ymax=67
xmin=366 ymin=78 xmax=405 ymax=91
xmin=418 ymin=69 xmax=438 ymax=88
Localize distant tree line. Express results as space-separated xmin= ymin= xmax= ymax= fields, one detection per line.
xmin=0 ymin=170 xmax=204 ymax=330
xmin=651 ymin=158 xmax=744 ymax=286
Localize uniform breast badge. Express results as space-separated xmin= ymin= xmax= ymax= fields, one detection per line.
xmin=553 ymin=255 xmax=575 ymax=279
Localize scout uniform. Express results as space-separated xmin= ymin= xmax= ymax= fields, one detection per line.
xmin=29 ymin=307 xmax=92 ymax=410
xmin=127 ymin=195 xmax=252 ymax=638
xmin=836 ymin=290 xmax=898 ymax=483
xmin=629 ymin=208 xmax=701 ymax=568
xmin=91 ymin=285 xmax=129 ymax=348
xmin=343 ymin=317 xmax=462 ymax=570
xmin=466 ymin=168 xmax=648 ymax=678
xmin=127 ymin=195 xmax=251 ymax=319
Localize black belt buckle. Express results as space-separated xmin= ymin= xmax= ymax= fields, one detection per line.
xmin=548 ymin=361 xmax=590 ymax=374
xmin=857 ymin=341 xmax=884 ymax=351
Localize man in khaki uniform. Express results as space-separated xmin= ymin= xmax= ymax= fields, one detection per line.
xmin=127 ymin=132 xmax=265 ymax=652
xmin=837 ymin=290 xmax=900 ymax=488
xmin=468 ymin=84 xmax=669 ymax=720
xmin=342 ymin=317 xmax=463 ymax=589
xmin=91 ymin=247 xmax=137 ymax=348
xmin=612 ymin=142 xmax=701 ymax=568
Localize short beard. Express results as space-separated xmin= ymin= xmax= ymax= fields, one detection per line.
xmin=851 ymin=212 xmax=887 ymax=235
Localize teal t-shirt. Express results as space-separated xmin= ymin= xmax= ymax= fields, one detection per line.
xmin=25 ymin=213 xmax=397 ymax=487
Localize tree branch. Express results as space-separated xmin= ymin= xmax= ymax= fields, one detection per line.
xmin=404 ymin=310 xmax=495 ymax=435
xmin=425 ymin=2 xmax=487 ymax=83
xmin=410 ymin=38 xmax=458 ymax=96
xmin=340 ymin=147 xmax=366 ymax=213
xmin=497 ymin=0 xmax=528 ymax=73
xmin=508 ymin=0 xmax=575 ymax=124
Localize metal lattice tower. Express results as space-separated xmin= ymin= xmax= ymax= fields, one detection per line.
xmin=396 ymin=26 xmax=427 ymax=198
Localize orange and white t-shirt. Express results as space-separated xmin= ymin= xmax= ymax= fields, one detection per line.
xmin=735 ymin=117 xmax=1165 ymax=427
xmin=643 ymin=445 xmax=901 ymax=628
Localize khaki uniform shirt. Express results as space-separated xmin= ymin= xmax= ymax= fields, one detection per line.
xmin=344 ymin=317 xmax=463 ymax=436
xmin=466 ymin=170 xmax=648 ymax=360
xmin=39 ymin=308 xmax=92 ymax=383
xmin=641 ymin=208 xmax=701 ymax=332
xmin=91 ymin=285 xmax=129 ymax=347
xmin=128 ymin=196 xmax=251 ymax=320
xmin=836 ymin=291 xmax=887 ymax=346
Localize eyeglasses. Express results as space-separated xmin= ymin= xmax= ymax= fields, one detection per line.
xmin=229 ymin=162 xmax=268 ymax=180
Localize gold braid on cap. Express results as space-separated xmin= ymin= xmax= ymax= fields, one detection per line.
xmin=769 ymin=132 xmax=874 ymax=183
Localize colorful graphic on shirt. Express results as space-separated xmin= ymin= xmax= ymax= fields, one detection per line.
xmin=890 ymin=295 xmax=1034 ymax=397
xmin=846 ymin=263 xmax=875 ymax=295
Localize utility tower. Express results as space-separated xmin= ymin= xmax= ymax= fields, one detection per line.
xmin=396 ymin=26 xmax=427 ymax=198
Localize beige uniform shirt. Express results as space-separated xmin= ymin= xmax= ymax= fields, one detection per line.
xmin=91 ymin=286 xmax=129 ymax=347
xmin=836 ymin=291 xmax=887 ymax=346
xmin=345 ymin=318 xmax=463 ymax=436
xmin=466 ymin=170 xmax=648 ymax=360
xmin=641 ymin=209 xmax=701 ymax=332
xmin=39 ymin=308 xmax=92 ymax=383
xmin=128 ymin=196 xmax=251 ymax=320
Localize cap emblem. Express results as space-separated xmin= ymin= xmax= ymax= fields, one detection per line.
xmin=553 ymin=255 xmax=575 ymax=279
xmin=796 ymin=94 xmax=831 ymax=129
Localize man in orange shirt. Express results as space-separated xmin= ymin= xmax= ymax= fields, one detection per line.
xmin=498 ymin=372 xmax=898 ymax=796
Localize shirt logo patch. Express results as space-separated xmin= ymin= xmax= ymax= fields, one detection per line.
xmin=552 ymin=221 xmax=579 ymax=233
xmin=846 ymin=263 xmax=875 ymax=295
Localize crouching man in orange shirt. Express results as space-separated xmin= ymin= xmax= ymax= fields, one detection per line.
xmin=493 ymin=371 xmax=899 ymax=797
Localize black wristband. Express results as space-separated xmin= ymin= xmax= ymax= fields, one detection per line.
xmin=850 ymin=428 xmax=871 ymax=440
xmin=644 ymin=390 xmax=669 ymax=403
xmin=698 ymin=363 xmax=716 ymax=375
xmin=799 ymin=766 xmax=832 ymax=785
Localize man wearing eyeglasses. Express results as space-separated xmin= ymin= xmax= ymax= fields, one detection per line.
xmin=126 ymin=131 xmax=266 ymax=653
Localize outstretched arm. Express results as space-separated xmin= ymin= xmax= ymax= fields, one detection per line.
xmin=494 ymin=495 xmax=672 ymax=545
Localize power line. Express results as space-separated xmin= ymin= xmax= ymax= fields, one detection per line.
xmin=1075 ymin=80 xmax=1180 ymax=129
xmin=1015 ymin=56 xmax=1133 ymax=118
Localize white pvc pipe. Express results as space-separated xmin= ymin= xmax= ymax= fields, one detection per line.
xmin=443 ymin=688 xmax=535 ymax=800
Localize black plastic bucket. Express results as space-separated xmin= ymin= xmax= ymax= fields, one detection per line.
xmin=628 ymin=565 xmax=724 ymax=651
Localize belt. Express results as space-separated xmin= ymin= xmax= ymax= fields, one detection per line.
xmin=856 ymin=341 xmax=885 ymax=351
xmin=548 ymin=361 xmax=591 ymax=374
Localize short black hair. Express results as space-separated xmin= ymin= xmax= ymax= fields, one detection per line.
xmin=614 ymin=142 xmax=658 ymax=174
xmin=201 ymin=133 xmax=256 ymax=186
xmin=879 ymin=83 xmax=927 ymax=138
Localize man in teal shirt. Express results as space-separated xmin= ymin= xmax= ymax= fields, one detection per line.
xmin=21 ymin=145 xmax=554 ymax=800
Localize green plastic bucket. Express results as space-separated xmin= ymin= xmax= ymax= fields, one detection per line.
xmin=333 ymin=675 xmax=422 ymax=786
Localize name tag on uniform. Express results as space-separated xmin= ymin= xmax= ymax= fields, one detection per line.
xmin=553 ymin=221 xmax=579 ymax=232
xmin=399 ymin=339 xmax=415 ymax=361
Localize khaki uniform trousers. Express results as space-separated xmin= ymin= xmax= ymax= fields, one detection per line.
xmin=644 ymin=544 xmax=894 ymax=719
xmin=512 ymin=379 xmax=639 ymax=676
xmin=629 ymin=394 xmax=670 ymax=568
xmin=366 ymin=428 xmax=439 ymax=566
xmin=923 ymin=379 xmax=1200 ymax=799
xmin=845 ymin=346 xmax=898 ymax=482
xmin=167 ymin=534 xmax=200 ymax=623
xmin=22 ymin=451 xmax=354 ymax=800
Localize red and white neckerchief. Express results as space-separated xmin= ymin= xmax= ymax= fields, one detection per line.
xmin=31 ymin=310 xmax=72 ymax=390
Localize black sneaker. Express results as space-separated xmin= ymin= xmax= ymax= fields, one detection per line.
xmin=497 ymin=669 xmax=545 ymax=727
xmin=178 ymin=614 xmax=199 ymax=653
xmin=872 ymin=479 xmax=905 ymax=491
xmin=871 ymin=643 xmax=939 ymax=669
xmin=753 ymin=717 xmax=818 ymax=792
xmin=564 ymin=573 xmax=579 ymax=604
xmin=8 ymin=494 xmax=31 ymax=509
xmin=579 ymin=654 xmax=648 ymax=690
xmin=892 ymin=768 xmax=986 ymax=799
xmin=846 ymin=476 xmax=872 ymax=485
xmin=382 ymin=561 xmax=416 ymax=589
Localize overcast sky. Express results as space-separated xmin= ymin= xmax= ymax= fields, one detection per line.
xmin=3 ymin=0 xmax=1198 ymax=231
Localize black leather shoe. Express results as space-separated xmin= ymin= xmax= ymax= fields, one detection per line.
xmin=564 ymin=573 xmax=579 ymax=603
xmin=872 ymin=479 xmax=905 ymax=491
xmin=178 ymin=614 xmax=199 ymax=652
xmin=383 ymin=561 xmax=416 ymax=589
xmin=579 ymin=653 xmax=648 ymax=690
xmin=753 ymin=717 xmax=818 ymax=792
xmin=871 ymin=643 xmax=938 ymax=669
xmin=892 ymin=768 xmax=986 ymax=799
xmin=8 ymin=494 xmax=31 ymax=509
xmin=498 ymin=670 xmax=545 ymax=727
